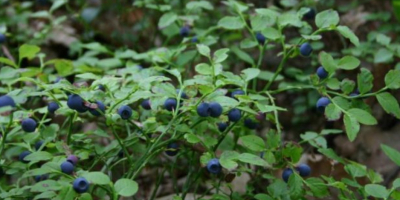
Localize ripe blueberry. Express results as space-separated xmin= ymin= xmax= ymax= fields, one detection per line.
xmin=316 ymin=66 xmax=328 ymax=79
xmin=118 ymin=105 xmax=132 ymax=120
xmin=141 ymin=99 xmax=151 ymax=110
xmin=197 ymin=102 xmax=210 ymax=117
xmin=73 ymin=177 xmax=90 ymax=193
xmin=19 ymin=151 xmax=31 ymax=163
xmin=244 ymin=118 xmax=258 ymax=129
xmin=0 ymin=33 xmax=6 ymax=44
xmin=89 ymin=101 xmax=106 ymax=116
xmin=35 ymin=141 xmax=45 ymax=151
xmin=176 ymin=89 xmax=188 ymax=99
xmin=165 ymin=143 xmax=179 ymax=156
xmin=0 ymin=95 xmax=16 ymax=108
xmin=303 ymin=8 xmax=316 ymax=20
xmin=47 ymin=102 xmax=60 ymax=114
xmin=21 ymin=118 xmax=37 ymax=132
xmin=316 ymin=97 xmax=331 ymax=112
xmin=299 ymin=43 xmax=313 ymax=57
xmin=255 ymin=32 xmax=266 ymax=44
xmin=231 ymin=90 xmax=245 ymax=100
xmin=217 ymin=122 xmax=228 ymax=132
xmin=191 ymin=36 xmax=198 ymax=43
xmin=67 ymin=94 xmax=87 ymax=113
xmin=296 ymin=163 xmax=311 ymax=177
xmin=164 ymin=98 xmax=177 ymax=111
xmin=209 ymin=102 xmax=223 ymax=118
xmin=60 ymin=161 xmax=74 ymax=174
xmin=34 ymin=174 xmax=48 ymax=182
xmin=228 ymin=108 xmax=241 ymax=122
xmin=67 ymin=155 xmax=79 ymax=166
xmin=180 ymin=26 xmax=190 ymax=37
xmin=282 ymin=168 xmax=294 ymax=182
xmin=207 ymin=158 xmax=222 ymax=174
xmin=98 ymin=84 xmax=105 ymax=91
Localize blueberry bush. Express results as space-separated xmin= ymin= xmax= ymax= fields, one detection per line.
xmin=1 ymin=0 xmax=400 ymax=199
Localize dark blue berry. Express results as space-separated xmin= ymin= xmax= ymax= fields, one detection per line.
xmin=89 ymin=101 xmax=106 ymax=116
xmin=165 ymin=143 xmax=179 ymax=156
xmin=197 ymin=102 xmax=210 ymax=117
xmin=228 ymin=108 xmax=241 ymax=122
xmin=48 ymin=102 xmax=60 ymax=114
xmin=176 ymin=89 xmax=188 ymax=99
xmin=217 ymin=122 xmax=228 ymax=132
xmin=141 ymin=99 xmax=151 ymax=110
xmin=209 ymin=102 xmax=223 ymax=118
xmin=316 ymin=97 xmax=331 ymax=112
xmin=19 ymin=151 xmax=31 ymax=163
xmin=296 ymin=163 xmax=311 ymax=177
xmin=244 ymin=118 xmax=258 ymax=129
xmin=255 ymin=32 xmax=266 ymax=44
xmin=180 ymin=26 xmax=190 ymax=37
xmin=67 ymin=94 xmax=87 ymax=113
xmin=231 ymin=90 xmax=245 ymax=100
xmin=207 ymin=158 xmax=222 ymax=174
xmin=34 ymin=174 xmax=48 ymax=182
xmin=67 ymin=155 xmax=79 ymax=166
xmin=117 ymin=105 xmax=132 ymax=120
xmin=0 ymin=33 xmax=6 ymax=44
xmin=0 ymin=95 xmax=16 ymax=108
xmin=191 ymin=36 xmax=198 ymax=43
xmin=316 ymin=66 xmax=328 ymax=79
xmin=299 ymin=43 xmax=313 ymax=57
xmin=164 ymin=98 xmax=177 ymax=111
xmin=21 ymin=118 xmax=37 ymax=132
xmin=35 ymin=141 xmax=44 ymax=151
xmin=98 ymin=84 xmax=105 ymax=91
xmin=73 ymin=177 xmax=90 ymax=193
xmin=282 ymin=168 xmax=294 ymax=182
xmin=303 ymin=8 xmax=316 ymax=20
xmin=255 ymin=112 xmax=266 ymax=121
xmin=60 ymin=161 xmax=74 ymax=174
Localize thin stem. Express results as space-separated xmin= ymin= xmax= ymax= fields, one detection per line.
xmin=66 ymin=112 xmax=77 ymax=145
xmin=265 ymin=91 xmax=282 ymax=134
xmin=150 ymin=168 xmax=166 ymax=200
xmin=111 ymin=126 xmax=133 ymax=165
xmin=214 ymin=120 xmax=239 ymax=152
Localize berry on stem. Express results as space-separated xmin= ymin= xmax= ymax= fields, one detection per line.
xmin=296 ymin=163 xmax=311 ymax=177
xmin=209 ymin=102 xmax=223 ymax=118
xmin=282 ymin=168 xmax=294 ymax=182
xmin=60 ymin=161 xmax=74 ymax=174
xmin=228 ymin=108 xmax=241 ymax=122
xmin=244 ymin=118 xmax=258 ymax=129
xmin=0 ymin=33 xmax=6 ymax=44
xmin=180 ymin=26 xmax=190 ymax=37
xmin=164 ymin=98 xmax=177 ymax=111
xmin=207 ymin=158 xmax=222 ymax=174
xmin=118 ymin=105 xmax=132 ymax=120
xmin=197 ymin=102 xmax=210 ymax=117
xmin=67 ymin=155 xmax=79 ymax=166
xmin=299 ymin=43 xmax=313 ymax=57
xmin=316 ymin=66 xmax=328 ymax=79
xmin=255 ymin=32 xmax=266 ymax=44
xmin=21 ymin=118 xmax=37 ymax=132
xmin=165 ymin=143 xmax=179 ymax=156
xmin=19 ymin=151 xmax=31 ymax=163
xmin=48 ymin=102 xmax=60 ymax=114
xmin=67 ymin=94 xmax=87 ymax=113
xmin=217 ymin=122 xmax=228 ymax=132
xmin=316 ymin=97 xmax=331 ymax=112
xmin=0 ymin=95 xmax=16 ymax=108
xmin=73 ymin=177 xmax=90 ymax=193
xmin=35 ymin=141 xmax=45 ymax=151
xmin=34 ymin=174 xmax=48 ymax=182
xmin=231 ymin=90 xmax=245 ymax=100
xmin=141 ymin=99 xmax=151 ymax=110
xmin=303 ymin=8 xmax=316 ymax=20
xmin=89 ymin=101 xmax=106 ymax=116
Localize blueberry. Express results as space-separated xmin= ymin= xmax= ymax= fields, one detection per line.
xmin=316 ymin=97 xmax=331 ymax=112
xmin=191 ymin=36 xmax=198 ymax=43
xmin=217 ymin=122 xmax=228 ymax=132
xmin=316 ymin=66 xmax=328 ymax=79
xmin=165 ymin=143 xmax=179 ymax=156
xmin=176 ymin=89 xmax=188 ymax=99
xmin=299 ymin=43 xmax=313 ymax=57
xmin=282 ymin=168 xmax=294 ymax=182
xmin=89 ymin=101 xmax=106 ymax=116
xmin=209 ymin=102 xmax=223 ymax=118
xmin=35 ymin=141 xmax=45 ymax=151
xmin=21 ymin=118 xmax=37 ymax=132
xmin=67 ymin=155 xmax=79 ymax=166
xmin=296 ymin=163 xmax=311 ymax=177
xmin=255 ymin=32 xmax=266 ymax=44
xmin=180 ymin=26 xmax=190 ymax=37
xmin=67 ymin=94 xmax=87 ymax=113
xmin=98 ymin=84 xmax=105 ymax=91
xmin=73 ymin=177 xmax=90 ymax=193
xmin=47 ymin=102 xmax=60 ymax=114
xmin=19 ymin=151 xmax=31 ymax=163
xmin=207 ymin=158 xmax=222 ymax=174
xmin=0 ymin=95 xmax=16 ymax=108
xmin=60 ymin=161 xmax=74 ymax=174
xmin=164 ymin=98 xmax=177 ymax=111
xmin=228 ymin=108 xmax=241 ymax=122
xmin=118 ymin=150 xmax=124 ymax=158
xmin=141 ymin=99 xmax=151 ymax=110
xmin=255 ymin=112 xmax=266 ymax=121
xmin=117 ymin=105 xmax=132 ymax=120
xmin=303 ymin=8 xmax=316 ymax=20
xmin=0 ymin=33 xmax=6 ymax=44
xmin=34 ymin=174 xmax=48 ymax=182
xmin=244 ymin=118 xmax=258 ymax=129
xmin=197 ymin=102 xmax=210 ymax=117
xmin=260 ymin=152 xmax=265 ymax=158
xmin=231 ymin=90 xmax=245 ymax=100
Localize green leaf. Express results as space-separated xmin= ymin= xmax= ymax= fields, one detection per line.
xmin=0 ymin=57 xmax=17 ymax=68
xmin=364 ymin=184 xmax=388 ymax=199
xmin=114 ymin=179 xmax=139 ymax=197
xmin=218 ymin=16 xmax=245 ymax=30
xmin=237 ymin=153 xmax=269 ymax=167
xmin=381 ymin=144 xmax=400 ymax=166
xmin=31 ymin=180 xmax=61 ymax=193
xmin=278 ymin=12 xmax=302 ymax=28
xmin=250 ymin=15 xmax=269 ymax=31
xmin=184 ymin=133 xmax=201 ymax=144
xmin=196 ymin=44 xmax=210 ymax=57
xmin=318 ymin=52 xmax=336 ymax=73
xmin=374 ymin=48 xmax=393 ymax=63
xmin=338 ymin=56 xmax=360 ymax=70
xmin=254 ymin=194 xmax=273 ymax=200
xmin=50 ymin=0 xmax=67 ymax=13
xmin=240 ymin=135 xmax=265 ymax=151
xmin=25 ymin=151 xmax=53 ymax=162
xmin=376 ymin=33 xmax=391 ymax=46
xmin=357 ymin=68 xmax=373 ymax=94
xmin=288 ymin=174 xmax=303 ymax=198
xmin=241 ymin=68 xmax=260 ymax=82
xmin=255 ymin=9 xmax=278 ymax=25
xmin=19 ymin=44 xmax=40 ymax=61
xmin=315 ymin=9 xmax=340 ymax=28
xmin=301 ymin=34 xmax=322 ymax=40
xmin=219 ymin=151 xmax=239 ymax=170
xmin=186 ymin=1 xmax=213 ymax=10
xmin=81 ymin=42 xmax=109 ymax=53
xmin=158 ymin=12 xmax=177 ymax=28
xmin=318 ymin=148 xmax=345 ymax=163
xmin=325 ymin=104 xmax=342 ymax=121
xmin=213 ymin=48 xmax=230 ymax=63
xmin=53 ymin=59 xmax=74 ymax=76
xmin=231 ymin=46 xmax=254 ymax=65
xmin=83 ymin=172 xmax=111 ymax=185
xmin=306 ymin=178 xmax=329 ymax=198
xmin=341 ymin=79 xmax=356 ymax=94
xmin=195 ymin=63 xmax=212 ymax=75
xmin=343 ymin=113 xmax=360 ymax=142
xmin=347 ymin=108 xmax=377 ymax=125
xmin=261 ymin=27 xmax=281 ymax=40
xmin=326 ymin=78 xmax=340 ymax=90
xmin=336 ymin=26 xmax=360 ymax=46
xmin=376 ymin=92 xmax=400 ymax=119
xmin=240 ymin=38 xmax=258 ymax=49
xmin=385 ymin=69 xmax=400 ymax=89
